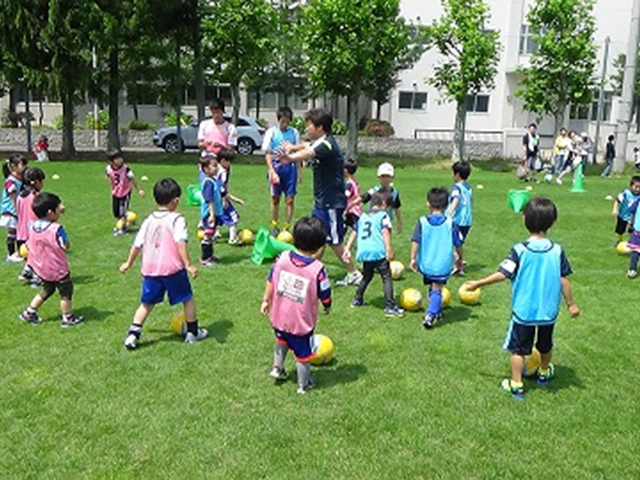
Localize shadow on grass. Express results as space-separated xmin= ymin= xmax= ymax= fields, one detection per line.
xmin=71 ymin=274 xmax=96 ymax=285
xmin=215 ymin=253 xmax=248 ymax=266
xmin=439 ymin=306 xmax=474 ymax=327
xmin=535 ymin=364 xmax=584 ymax=393
xmin=74 ymin=305 xmax=114 ymax=321
xmin=205 ymin=319 xmax=233 ymax=343
xmin=313 ymin=363 xmax=367 ymax=390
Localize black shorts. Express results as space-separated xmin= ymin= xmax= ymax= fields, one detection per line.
xmin=503 ymin=321 xmax=554 ymax=356
xmin=615 ymin=216 xmax=631 ymax=235
xmin=112 ymin=194 xmax=131 ymax=218
xmin=345 ymin=213 xmax=360 ymax=230
xmin=40 ymin=274 xmax=74 ymax=301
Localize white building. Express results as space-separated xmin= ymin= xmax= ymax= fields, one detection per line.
xmin=386 ymin=0 xmax=635 ymax=157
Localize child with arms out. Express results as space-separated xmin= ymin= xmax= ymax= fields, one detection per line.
xmin=359 ymin=162 xmax=403 ymax=234
xmin=260 ymin=216 xmax=331 ymax=394
xmin=463 ymin=197 xmax=580 ymax=399
xmin=120 ymin=178 xmax=207 ymax=349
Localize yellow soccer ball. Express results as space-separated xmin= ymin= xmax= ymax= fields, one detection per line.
xmin=310 ymin=334 xmax=334 ymax=366
xmin=399 ymin=288 xmax=423 ymax=312
xmin=390 ymin=260 xmax=405 ymax=280
xmin=277 ymin=230 xmax=293 ymax=244
xmin=616 ymin=241 xmax=632 ymax=256
xmin=441 ymin=287 xmax=451 ymax=308
xmin=523 ymin=348 xmax=542 ymax=377
xmin=239 ymin=229 xmax=255 ymax=244
xmin=126 ymin=211 xmax=138 ymax=225
xmin=171 ymin=311 xmax=187 ymax=337
xmin=458 ymin=285 xmax=481 ymax=305
xmin=115 ymin=218 xmax=125 ymax=231
xmin=196 ymin=229 xmax=205 ymax=241
xmin=19 ymin=244 xmax=29 ymax=258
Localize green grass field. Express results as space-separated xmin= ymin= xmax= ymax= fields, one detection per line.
xmin=1 ymin=156 xmax=638 ymax=478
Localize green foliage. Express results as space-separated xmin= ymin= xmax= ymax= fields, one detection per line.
xmin=163 ymin=111 xmax=194 ymax=127
xmin=332 ymin=119 xmax=348 ymax=136
xmin=363 ymin=119 xmax=395 ymax=137
xmin=85 ymin=111 xmax=109 ymax=130
xmin=516 ymin=0 xmax=598 ymax=126
xmin=291 ymin=116 xmax=307 ymax=136
xmin=128 ymin=119 xmax=157 ymax=131
xmin=53 ymin=114 xmax=64 ymax=131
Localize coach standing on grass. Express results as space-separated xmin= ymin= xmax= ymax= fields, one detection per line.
xmin=278 ymin=108 xmax=363 ymax=286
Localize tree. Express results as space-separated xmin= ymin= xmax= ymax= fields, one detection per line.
xmin=611 ymin=53 xmax=640 ymax=133
xmin=426 ymin=0 xmax=500 ymax=161
xmin=516 ymin=0 xmax=597 ymax=133
xmin=301 ymin=0 xmax=409 ymax=159
xmin=202 ymin=0 xmax=277 ymax=125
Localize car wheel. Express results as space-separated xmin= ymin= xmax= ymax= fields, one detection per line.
xmin=163 ymin=135 xmax=183 ymax=154
xmin=236 ymin=137 xmax=255 ymax=156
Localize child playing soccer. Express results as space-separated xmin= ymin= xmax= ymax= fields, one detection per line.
xmin=612 ymin=176 xmax=640 ymax=244
xmin=120 ymin=178 xmax=207 ymax=349
xmin=447 ymin=161 xmax=473 ymax=275
xmin=2 ymin=154 xmax=28 ymax=263
xmin=410 ymin=187 xmax=462 ymax=329
xmin=16 ymin=167 xmax=46 ymax=285
xmin=105 ymin=149 xmax=144 ymax=236
xmin=260 ymin=216 xmax=331 ymax=394
xmin=348 ymin=189 xmax=404 ymax=317
xmin=19 ymin=192 xmax=84 ymax=326
xmin=199 ymin=157 xmax=223 ymax=265
xmin=262 ymin=106 xmax=301 ymax=236
xmin=625 ymin=198 xmax=640 ymax=278
xmin=359 ymin=162 xmax=403 ymax=234
xmin=342 ymin=158 xmax=362 ymax=262
xmin=216 ymin=148 xmax=245 ymax=245
xmin=463 ymin=197 xmax=580 ymax=399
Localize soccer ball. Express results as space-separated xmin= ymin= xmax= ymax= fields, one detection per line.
xmin=523 ymin=348 xmax=542 ymax=377
xmin=544 ymin=173 xmax=553 ymax=183
xmin=115 ymin=218 xmax=125 ymax=231
xmin=458 ymin=284 xmax=481 ymax=305
xmin=441 ymin=287 xmax=451 ymax=308
xmin=390 ymin=260 xmax=405 ymax=280
xmin=196 ymin=229 xmax=205 ymax=241
xmin=19 ymin=244 xmax=28 ymax=258
xmin=310 ymin=334 xmax=334 ymax=366
xmin=616 ymin=241 xmax=632 ymax=256
xmin=171 ymin=311 xmax=187 ymax=337
xmin=126 ymin=211 xmax=138 ymax=224
xmin=399 ymin=288 xmax=423 ymax=312
xmin=239 ymin=229 xmax=255 ymax=244
xmin=277 ymin=230 xmax=293 ymax=244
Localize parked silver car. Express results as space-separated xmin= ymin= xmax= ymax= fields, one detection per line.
xmin=153 ymin=114 xmax=266 ymax=155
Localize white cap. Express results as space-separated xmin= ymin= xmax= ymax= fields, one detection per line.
xmin=377 ymin=162 xmax=395 ymax=177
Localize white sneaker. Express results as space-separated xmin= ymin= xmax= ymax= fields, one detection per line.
xmin=6 ymin=253 xmax=23 ymax=263
xmin=628 ymin=269 xmax=638 ymax=279
xmin=555 ymin=178 xmax=563 ymax=185
xmin=185 ymin=328 xmax=208 ymax=343
xmin=269 ymin=367 xmax=288 ymax=380
xmin=123 ymin=333 xmax=138 ymax=350
xmin=336 ymin=270 xmax=363 ymax=286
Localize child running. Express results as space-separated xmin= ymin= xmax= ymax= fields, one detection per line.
xmin=16 ymin=167 xmax=46 ymax=285
xmin=105 ymin=149 xmax=144 ymax=236
xmin=463 ymin=197 xmax=580 ymax=399
xmin=120 ymin=178 xmax=207 ymax=349
xmin=347 ymin=189 xmax=404 ymax=317
xmin=612 ymin=176 xmax=640 ymax=244
xmin=260 ymin=216 xmax=331 ymax=394
xmin=410 ymin=187 xmax=462 ymax=329
xmin=1 ymin=154 xmax=28 ymax=263
xmin=19 ymin=192 xmax=84 ymax=326
xmin=447 ymin=161 xmax=473 ymax=275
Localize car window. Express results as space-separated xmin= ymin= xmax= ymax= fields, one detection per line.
xmin=237 ymin=119 xmax=249 ymax=127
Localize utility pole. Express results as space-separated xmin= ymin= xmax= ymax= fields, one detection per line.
xmin=593 ymin=36 xmax=610 ymax=165
xmin=614 ymin=0 xmax=640 ymax=172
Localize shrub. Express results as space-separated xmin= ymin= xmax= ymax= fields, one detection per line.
xmin=85 ymin=111 xmax=109 ymax=130
xmin=128 ymin=119 xmax=156 ymax=131
xmin=257 ymin=118 xmax=269 ymax=128
xmin=332 ymin=119 xmax=348 ymax=136
xmin=363 ymin=119 xmax=395 ymax=138
xmin=163 ymin=111 xmax=194 ymax=127
xmin=291 ymin=116 xmax=306 ymax=135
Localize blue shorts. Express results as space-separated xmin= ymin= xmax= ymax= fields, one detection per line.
xmin=274 ymin=328 xmax=314 ymax=362
xmin=503 ymin=320 xmax=554 ymax=356
xmin=458 ymin=225 xmax=471 ymax=243
xmin=141 ymin=270 xmax=193 ymax=306
xmin=422 ymin=274 xmax=449 ymax=285
xmin=270 ymin=164 xmax=297 ymax=198
xmin=220 ymin=203 xmax=239 ymax=226
xmin=312 ymin=207 xmax=345 ymax=245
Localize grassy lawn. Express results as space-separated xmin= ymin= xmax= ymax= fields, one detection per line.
xmin=0 ymin=156 xmax=637 ymax=478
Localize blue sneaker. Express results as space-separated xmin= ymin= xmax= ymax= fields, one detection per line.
xmin=384 ymin=306 xmax=405 ymax=317
xmin=536 ymin=364 xmax=555 ymax=386
xmin=351 ymin=298 xmax=368 ymax=308
xmin=501 ymin=379 xmax=525 ymax=400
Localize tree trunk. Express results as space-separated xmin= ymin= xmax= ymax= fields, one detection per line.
xmin=255 ymin=90 xmax=261 ymax=120
xmin=452 ymin=99 xmax=467 ymax=161
xmin=133 ymin=104 xmax=139 ymax=121
xmin=174 ymin=37 xmax=183 ymax=153
xmin=376 ymin=101 xmax=382 ymax=120
xmin=61 ymin=88 xmax=75 ymax=157
xmin=193 ymin=35 xmax=205 ymax=122
xmin=231 ymin=82 xmax=241 ymax=125
xmin=108 ymin=46 xmax=121 ymax=150
xmin=346 ymin=92 xmax=359 ymax=160
xmin=554 ymin=109 xmax=565 ymax=136
xmin=38 ymin=99 xmax=44 ymax=126
xmin=8 ymin=88 xmax=18 ymax=127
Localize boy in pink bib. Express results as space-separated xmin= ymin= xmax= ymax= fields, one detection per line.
xmin=19 ymin=192 xmax=84 ymax=327
xmin=105 ymin=149 xmax=144 ymax=236
xmin=260 ymin=216 xmax=331 ymax=394
xmin=16 ymin=167 xmax=45 ymax=286
xmin=120 ymin=178 xmax=207 ymax=350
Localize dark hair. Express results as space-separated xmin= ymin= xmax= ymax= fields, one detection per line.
xmin=523 ymin=197 xmax=557 ymax=233
xmin=23 ymin=167 xmax=46 ymax=187
xmin=344 ymin=158 xmax=358 ymax=175
xmin=559 ymin=127 xmax=567 ymax=133
xmin=608 ymin=135 xmax=615 ymax=142
xmin=528 ymin=123 xmax=537 ymax=129
xmin=32 ymin=192 xmax=61 ymax=219
xmin=218 ymin=148 xmax=234 ymax=163
xmin=3 ymin=154 xmax=27 ymax=178
xmin=304 ymin=108 xmax=333 ymax=133
xmin=371 ymin=188 xmax=391 ymax=208
xmin=153 ymin=178 xmax=182 ymax=206
xmin=452 ymin=161 xmax=471 ymax=180
xmin=277 ymin=106 xmax=293 ymax=121
xmin=427 ymin=187 xmax=449 ymax=210
xmin=293 ymin=216 xmax=326 ymax=253
xmin=630 ymin=176 xmax=640 ymax=186
xmin=106 ymin=149 xmax=123 ymax=161
xmin=209 ymin=98 xmax=225 ymax=112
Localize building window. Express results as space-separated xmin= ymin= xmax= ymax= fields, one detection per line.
xmin=519 ymin=24 xmax=539 ymax=55
xmin=248 ymin=91 xmax=307 ymax=111
xmin=399 ymin=91 xmax=427 ymax=110
xmin=590 ymin=92 xmax=613 ymax=122
xmin=187 ymin=85 xmax=232 ymax=107
xmin=466 ymin=94 xmax=490 ymax=113
xmin=569 ymin=103 xmax=590 ymax=120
